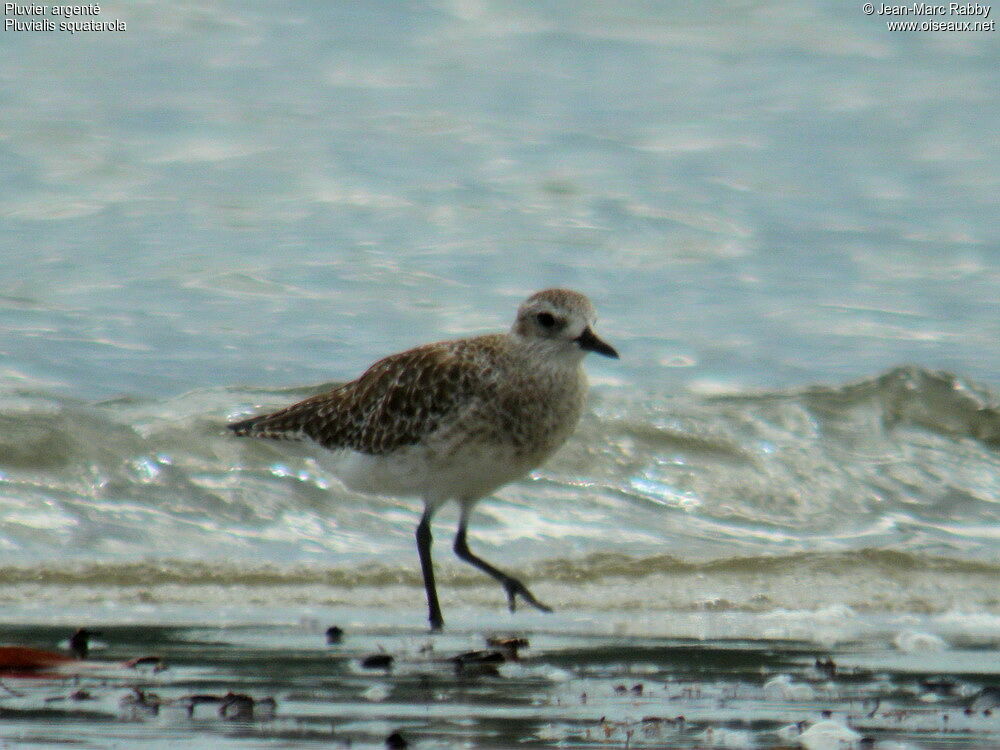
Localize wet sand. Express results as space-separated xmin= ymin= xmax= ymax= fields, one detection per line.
xmin=0 ymin=616 xmax=997 ymax=749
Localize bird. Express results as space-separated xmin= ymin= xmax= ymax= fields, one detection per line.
xmin=228 ymin=288 xmax=618 ymax=630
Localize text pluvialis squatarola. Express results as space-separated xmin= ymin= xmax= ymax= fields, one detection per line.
xmin=228 ymin=289 xmax=618 ymax=630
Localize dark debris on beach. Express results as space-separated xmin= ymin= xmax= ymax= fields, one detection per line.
xmin=0 ymin=624 xmax=996 ymax=748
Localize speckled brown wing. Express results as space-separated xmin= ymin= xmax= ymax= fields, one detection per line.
xmin=228 ymin=341 xmax=491 ymax=455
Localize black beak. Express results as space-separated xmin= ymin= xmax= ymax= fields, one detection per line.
xmin=575 ymin=326 xmax=619 ymax=359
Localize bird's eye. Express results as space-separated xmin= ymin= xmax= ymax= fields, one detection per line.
xmin=536 ymin=312 xmax=556 ymax=328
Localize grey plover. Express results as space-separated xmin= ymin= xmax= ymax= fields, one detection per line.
xmin=229 ymin=289 xmax=618 ymax=630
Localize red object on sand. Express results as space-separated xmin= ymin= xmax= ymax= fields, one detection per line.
xmin=0 ymin=646 xmax=74 ymax=672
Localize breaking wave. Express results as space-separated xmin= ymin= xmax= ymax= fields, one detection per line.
xmin=0 ymin=365 xmax=998 ymax=615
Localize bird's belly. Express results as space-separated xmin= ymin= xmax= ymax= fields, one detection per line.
xmin=326 ymin=441 xmax=538 ymax=503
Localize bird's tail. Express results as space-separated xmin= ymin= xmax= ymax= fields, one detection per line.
xmin=227 ymin=415 xmax=267 ymax=437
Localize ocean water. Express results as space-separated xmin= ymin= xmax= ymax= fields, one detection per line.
xmin=0 ymin=0 xmax=998 ymax=746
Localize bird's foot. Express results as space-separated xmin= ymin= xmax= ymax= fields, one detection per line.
xmin=503 ymin=577 xmax=553 ymax=614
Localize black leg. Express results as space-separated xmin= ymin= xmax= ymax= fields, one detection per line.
xmin=416 ymin=510 xmax=444 ymax=631
xmin=452 ymin=509 xmax=552 ymax=614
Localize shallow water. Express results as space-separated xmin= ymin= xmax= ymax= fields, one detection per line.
xmin=1 ymin=0 xmax=998 ymax=747
xmin=2 ymin=366 xmax=999 ymax=602
xmin=1 ymin=617 xmax=999 ymax=749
